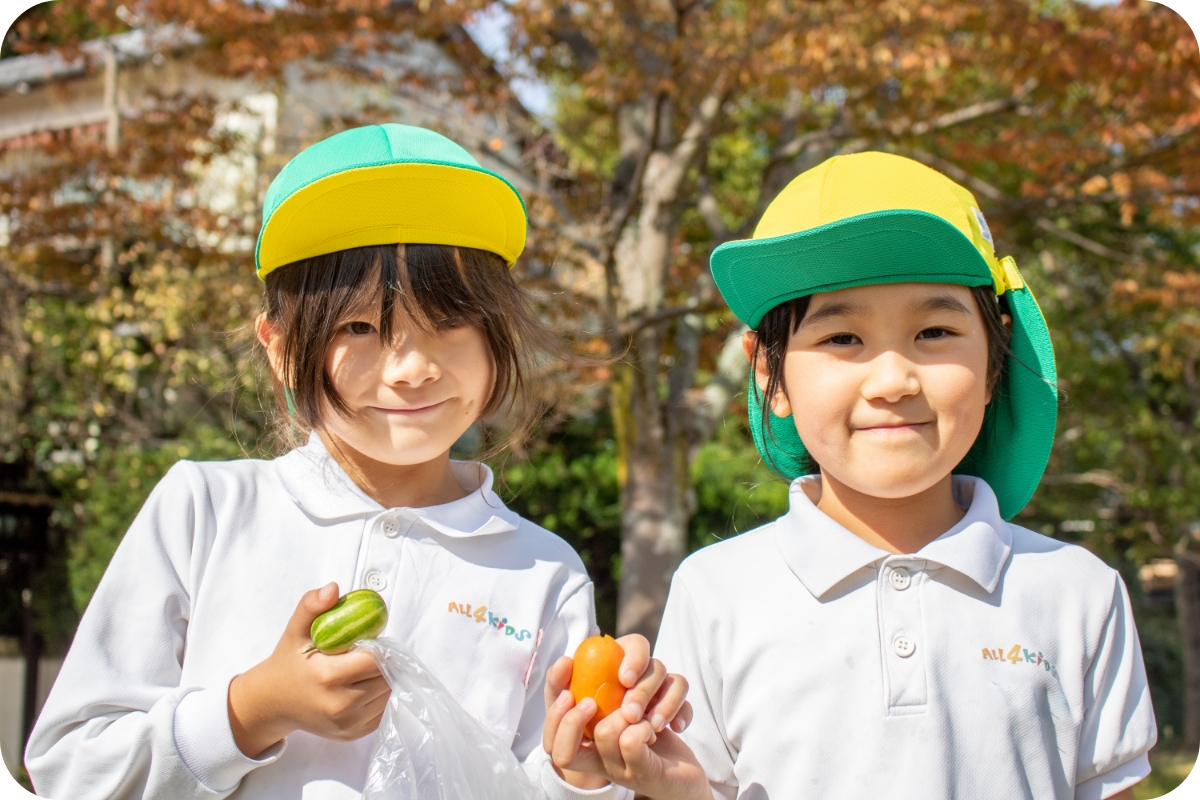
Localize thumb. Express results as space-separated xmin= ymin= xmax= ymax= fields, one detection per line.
xmin=287 ymin=582 xmax=340 ymax=642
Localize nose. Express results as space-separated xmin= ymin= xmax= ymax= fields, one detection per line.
xmin=861 ymin=350 xmax=920 ymax=403
xmin=380 ymin=334 xmax=440 ymax=388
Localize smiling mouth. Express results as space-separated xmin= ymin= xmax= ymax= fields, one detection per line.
xmin=372 ymin=400 xmax=449 ymax=415
xmin=856 ymin=422 xmax=931 ymax=434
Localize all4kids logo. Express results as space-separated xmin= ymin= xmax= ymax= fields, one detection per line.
xmin=984 ymin=644 xmax=1059 ymax=678
xmin=448 ymin=601 xmax=534 ymax=642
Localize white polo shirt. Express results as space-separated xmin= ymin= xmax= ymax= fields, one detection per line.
xmin=26 ymin=435 xmax=631 ymax=800
xmin=654 ymin=475 xmax=1156 ymax=800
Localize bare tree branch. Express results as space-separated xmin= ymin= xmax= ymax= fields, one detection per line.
xmin=1041 ymin=470 xmax=1131 ymax=492
xmin=655 ymin=72 xmax=729 ymax=200
xmin=697 ymin=178 xmax=730 ymax=243
xmin=899 ymin=80 xmax=1037 ymax=136
xmin=602 ymin=93 xmax=667 ymax=258
xmin=903 ymin=147 xmax=1137 ymax=263
xmin=1034 ymin=217 xmax=1135 ymax=263
xmin=621 ymin=300 xmax=726 ymax=336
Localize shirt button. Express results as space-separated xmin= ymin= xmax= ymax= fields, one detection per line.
xmin=364 ymin=571 xmax=387 ymax=591
xmin=379 ymin=516 xmax=401 ymax=537
xmin=889 ymin=567 xmax=911 ymax=590
xmin=893 ymin=635 xmax=916 ymax=658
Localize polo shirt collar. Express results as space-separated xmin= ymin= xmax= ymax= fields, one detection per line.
xmin=273 ymin=432 xmax=520 ymax=537
xmin=774 ymin=475 xmax=1012 ymax=599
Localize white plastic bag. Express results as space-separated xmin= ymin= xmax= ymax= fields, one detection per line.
xmin=357 ymin=637 xmax=544 ymax=800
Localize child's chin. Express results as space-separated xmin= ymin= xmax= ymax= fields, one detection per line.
xmin=342 ymin=430 xmax=459 ymax=466
xmin=832 ymin=461 xmax=953 ymax=501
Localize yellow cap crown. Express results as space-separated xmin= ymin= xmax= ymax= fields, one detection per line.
xmin=754 ymin=152 xmax=1010 ymax=292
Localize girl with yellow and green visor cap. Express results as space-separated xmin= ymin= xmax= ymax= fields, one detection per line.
xmin=26 ymin=124 xmax=691 ymax=800
xmin=648 ymin=152 xmax=1157 ymax=800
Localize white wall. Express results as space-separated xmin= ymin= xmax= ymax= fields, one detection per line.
xmin=1 ymin=658 xmax=63 ymax=777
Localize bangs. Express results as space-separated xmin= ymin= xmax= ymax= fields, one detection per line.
xmin=262 ymin=242 xmax=549 ymax=457
xmin=307 ymin=245 xmax=493 ymax=346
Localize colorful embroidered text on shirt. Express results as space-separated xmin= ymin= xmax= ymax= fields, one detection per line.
xmin=448 ymin=601 xmax=534 ymax=641
xmin=982 ymin=644 xmax=1059 ymax=677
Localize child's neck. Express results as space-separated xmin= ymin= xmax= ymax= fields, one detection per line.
xmin=319 ymin=432 xmax=470 ymax=510
xmin=814 ymin=471 xmax=968 ymax=555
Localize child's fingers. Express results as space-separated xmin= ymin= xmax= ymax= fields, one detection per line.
xmin=359 ymin=706 xmax=388 ymax=740
xmin=287 ymin=582 xmax=340 ymax=642
xmin=618 ymin=657 xmax=666 ymax=724
xmin=341 ymin=691 xmax=390 ymax=741
xmin=362 ymin=685 xmax=392 ymax=718
xmin=311 ymin=649 xmax=382 ymax=686
xmin=344 ymin=674 xmax=391 ymax=704
xmin=643 ymin=673 xmax=689 ymax=732
xmin=615 ymin=719 xmax=657 ymax=776
xmin=591 ymin=708 xmax=636 ymax=775
xmin=614 ymin=634 xmax=651 ymax=687
xmin=542 ymin=688 xmax=576 ymax=755
xmin=669 ymin=700 xmax=693 ymax=733
xmin=547 ymin=697 xmax=597 ymax=771
xmin=543 ymin=656 xmax=573 ymax=709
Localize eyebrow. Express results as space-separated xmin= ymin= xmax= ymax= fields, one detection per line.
xmin=800 ymin=300 xmax=867 ymax=326
xmin=909 ymin=294 xmax=973 ymax=316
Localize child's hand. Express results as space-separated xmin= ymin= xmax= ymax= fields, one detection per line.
xmin=588 ymin=723 xmax=710 ymax=800
xmin=541 ymin=633 xmax=696 ymax=792
xmin=228 ymin=583 xmax=392 ymax=758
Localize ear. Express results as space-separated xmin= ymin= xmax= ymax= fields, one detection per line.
xmin=742 ymin=330 xmax=793 ymax=418
xmin=255 ymin=312 xmax=288 ymax=386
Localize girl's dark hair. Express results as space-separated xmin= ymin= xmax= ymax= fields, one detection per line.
xmin=749 ymin=284 xmax=1013 ymax=474
xmin=261 ymin=243 xmax=558 ymax=459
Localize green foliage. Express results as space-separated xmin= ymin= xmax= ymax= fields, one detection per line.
xmin=498 ymin=417 xmax=622 ymax=634
xmin=1134 ymin=750 xmax=1196 ymax=799
xmin=55 ymin=428 xmax=250 ymax=613
xmin=1 ymin=2 xmax=129 ymax=60
xmin=498 ymin=414 xmax=793 ymax=634
xmin=1136 ymin=598 xmax=1185 ymax=750
xmin=690 ymin=418 xmax=790 ymax=550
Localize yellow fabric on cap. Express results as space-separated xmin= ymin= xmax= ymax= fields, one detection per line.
xmin=257 ymin=162 xmax=527 ymax=280
xmin=753 ymin=152 xmax=1011 ymax=294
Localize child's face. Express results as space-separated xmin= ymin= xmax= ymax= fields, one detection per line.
xmin=761 ymin=282 xmax=993 ymax=500
xmin=321 ymin=310 xmax=494 ymax=466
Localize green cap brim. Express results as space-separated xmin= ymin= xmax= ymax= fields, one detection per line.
xmin=712 ymin=210 xmax=996 ymax=328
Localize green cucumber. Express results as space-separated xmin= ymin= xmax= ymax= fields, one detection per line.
xmin=306 ymin=588 xmax=388 ymax=655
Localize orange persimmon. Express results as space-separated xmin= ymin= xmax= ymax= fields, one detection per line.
xmin=569 ymin=634 xmax=626 ymax=739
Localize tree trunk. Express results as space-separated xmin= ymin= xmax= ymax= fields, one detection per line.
xmin=1176 ymin=549 xmax=1200 ymax=751
xmin=606 ymin=77 xmax=728 ymax=644
xmin=22 ymin=587 xmax=42 ymax=749
xmin=612 ymin=342 xmax=690 ymax=642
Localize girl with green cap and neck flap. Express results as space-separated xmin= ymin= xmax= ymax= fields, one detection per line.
xmin=622 ymin=152 xmax=1156 ymax=799
xmin=25 ymin=124 xmax=691 ymax=800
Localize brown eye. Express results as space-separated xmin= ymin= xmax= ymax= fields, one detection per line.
xmin=917 ymin=327 xmax=951 ymax=340
xmin=347 ymin=321 xmax=376 ymax=336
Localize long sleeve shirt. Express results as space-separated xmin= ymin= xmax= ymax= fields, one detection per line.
xmin=26 ymin=434 xmax=631 ymax=800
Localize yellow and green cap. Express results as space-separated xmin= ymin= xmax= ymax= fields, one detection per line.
xmin=710 ymin=151 xmax=1057 ymax=519
xmin=255 ymin=123 xmax=527 ymax=280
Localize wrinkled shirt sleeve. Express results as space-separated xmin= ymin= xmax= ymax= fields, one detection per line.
xmin=1073 ymin=573 xmax=1156 ymax=799
xmin=24 ymin=463 xmax=283 ymax=800
xmin=654 ymin=573 xmax=736 ymax=800
xmin=513 ymin=580 xmax=633 ymax=800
